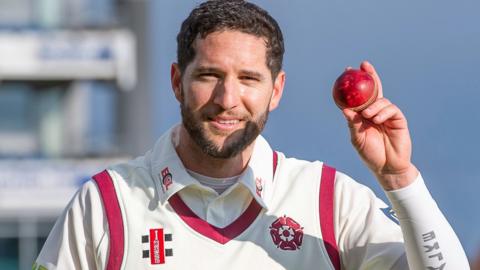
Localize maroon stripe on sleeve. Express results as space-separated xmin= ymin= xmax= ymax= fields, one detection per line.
xmin=319 ymin=164 xmax=341 ymax=270
xmin=93 ymin=170 xmax=124 ymax=270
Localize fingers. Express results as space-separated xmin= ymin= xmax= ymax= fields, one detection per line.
xmin=361 ymin=98 xmax=406 ymax=125
xmin=342 ymin=108 xmax=365 ymax=146
xmin=360 ymin=61 xmax=374 ymax=73
xmin=342 ymin=61 xmax=403 ymax=126
xmin=342 ymin=108 xmax=361 ymax=128
xmin=360 ymin=61 xmax=383 ymax=98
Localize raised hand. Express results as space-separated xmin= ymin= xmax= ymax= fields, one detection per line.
xmin=342 ymin=61 xmax=418 ymax=190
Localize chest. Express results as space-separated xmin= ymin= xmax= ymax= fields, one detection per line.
xmin=115 ymin=162 xmax=335 ymax=270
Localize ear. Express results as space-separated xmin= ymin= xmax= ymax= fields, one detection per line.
xmin=268 ymin=70 xmax=285 ymax=111
xmin=171 ymin=63 xmax=183 ymax=103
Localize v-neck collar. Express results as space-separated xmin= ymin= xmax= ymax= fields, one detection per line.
xmin=167 ymin=150 xmax=278 ymax=244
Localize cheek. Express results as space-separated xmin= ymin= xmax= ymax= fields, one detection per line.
xmin=183 ymin=82 xmax=215 ymax=108
xmin=240 ymin=87 xmax=273 ymax=113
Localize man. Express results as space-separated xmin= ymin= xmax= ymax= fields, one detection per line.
xmin=35 ymin=1 xmax=469 ymax=269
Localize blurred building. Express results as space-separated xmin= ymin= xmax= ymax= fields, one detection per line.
xmin=0 ymin=0 xmax=153 ymax=269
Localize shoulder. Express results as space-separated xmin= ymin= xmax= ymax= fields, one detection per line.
xmin=276 ymin=152 xmax=380 ymax=203
xmin=100 ymin=153 xmax=155 ymax=189
xmin=334 ymin=170 xmax=377 ymax=199
xmin=74 ymin=178 xmax=104 ymax=210
xmin=276 ymin=152 xmax=353 ymax=186
xmin=275 ymin=151 xmax=324 ymax=175
xmin=91 ymin=153 xmax=160 ymax=208
xmin=108 ymin=154 xmax=150 ymax=179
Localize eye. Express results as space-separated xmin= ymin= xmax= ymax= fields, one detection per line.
xmin=240 ymin=76 xmax=259 ymax=81
xmin=196 ymin=72 xmax=220 ymax=81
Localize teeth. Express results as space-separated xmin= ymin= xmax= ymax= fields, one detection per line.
xmin=217 ymin=119 xmax=238 ymax=125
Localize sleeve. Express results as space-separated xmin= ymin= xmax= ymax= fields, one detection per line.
xmin=334 ymin=171 xmax=406 ymax=270
xmin=385 ymin=174 xmax=470 ymax=270
xmin=34 ymin=180 xmax=110 ymax=270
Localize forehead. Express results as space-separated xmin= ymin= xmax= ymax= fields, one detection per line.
xmin=191 ymin=30 xmax=269 ymax=69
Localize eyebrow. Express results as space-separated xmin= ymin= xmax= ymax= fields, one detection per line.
xmin=193 ymin=66 xmax=265 ymax=80
xmin=194 ymin=66 xmax=222 ymax=74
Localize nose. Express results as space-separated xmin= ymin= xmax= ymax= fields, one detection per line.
xmin=213 ymin=77 xmax=241 ymax=110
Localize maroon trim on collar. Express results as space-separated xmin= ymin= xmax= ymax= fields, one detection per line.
xmin=319 ymin=164 xmax=341 ymax=270
xmin=167 ymin=149 xmax=278 ymax=244
xmin=273 ymin=150 xmax=278 ymax=179
xmin=168 ymin=194 xmax=262 ymax=244
xmin=92 ymin=170 xmax=124 ymax=270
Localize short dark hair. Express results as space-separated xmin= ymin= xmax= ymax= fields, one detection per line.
xmin=176 ymin=0 xmax=284 ymax=79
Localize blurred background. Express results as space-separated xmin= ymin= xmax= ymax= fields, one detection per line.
xmin=0 ymin=0 xmax=478 ymax=269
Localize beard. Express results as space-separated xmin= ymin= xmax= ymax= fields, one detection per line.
xmin=180 ymin=101 xmax=269 ymax=159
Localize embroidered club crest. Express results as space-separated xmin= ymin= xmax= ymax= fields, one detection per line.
xmin=269 ymin=215 xmax=304 ymax=250
xmin=161 ymin=167 xmax=173 ymax=191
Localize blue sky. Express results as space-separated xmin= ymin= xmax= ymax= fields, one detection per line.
xmin=150 ymin=0 xmax=480 ymax=257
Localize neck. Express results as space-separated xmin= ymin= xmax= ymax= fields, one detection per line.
xmin=175 ymin=126 xmax=255 ymax=178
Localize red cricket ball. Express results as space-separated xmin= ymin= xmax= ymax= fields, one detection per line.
xmin=332 ymin=69 xmax=378 ymax=111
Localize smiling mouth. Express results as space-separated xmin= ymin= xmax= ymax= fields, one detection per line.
xmin=208 ymin=117 xmax=243 ymax=132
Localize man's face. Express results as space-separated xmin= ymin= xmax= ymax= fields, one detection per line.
xmin=171 ymin=30 xmax=284 ymax=158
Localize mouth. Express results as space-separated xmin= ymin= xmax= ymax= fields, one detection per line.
xmin=208 ymin=116 xmax=243 ymax=132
